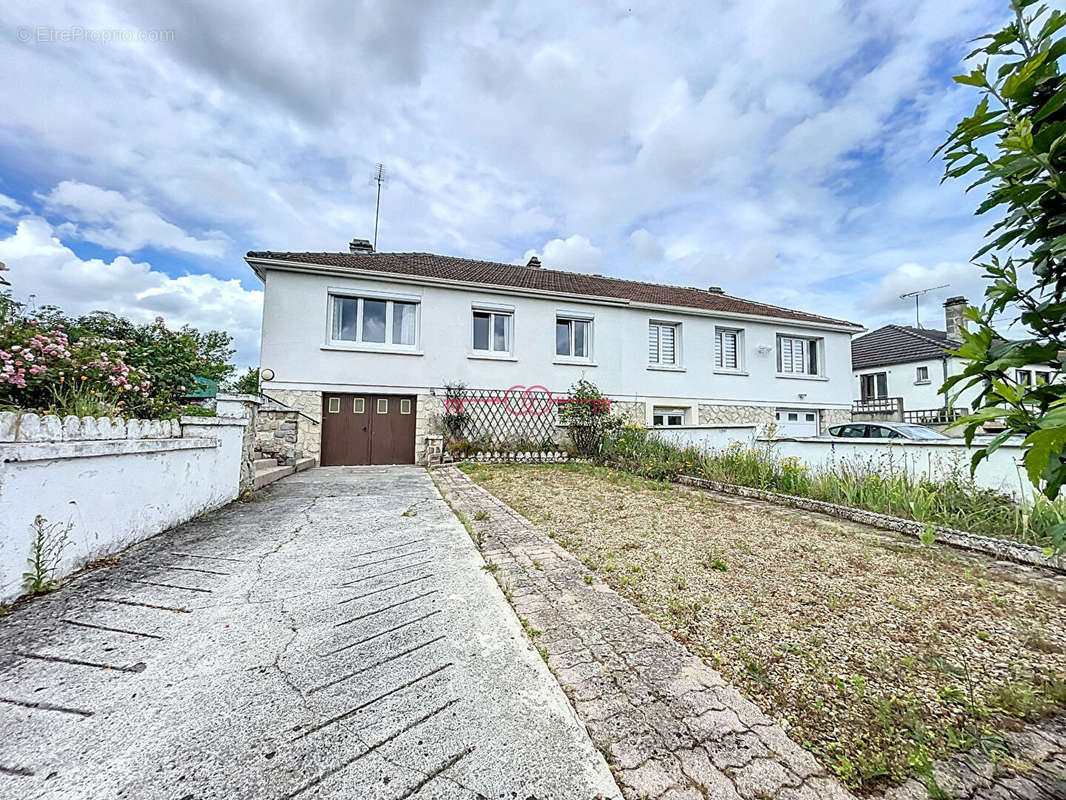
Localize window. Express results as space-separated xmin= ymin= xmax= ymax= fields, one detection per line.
xmin=715 ymin=328 xmax=742 ymax=370
xmin=1036 ymin=371 xmax=1052 ymax=385
xmin=652 ymin=407 xmax=686 ymax=426
xmin=777 ymin=335 xmax=820 ymax=375
xmin=400 ymin=399 xmax=412 ymax=414
xmin=649 ymin=322 xmax=679 ymax=365
xmin=860 ymin=372 xmax=888 ymax=400
xmin=869 ymin=426 xmax=903 ymax=439
xmin=916 ymin=366 xmax=929 ymax=383
xmin=377 ymin=398 xmax=388 ymax=414
xmin=353 ymin=397 xmax=365 ymax=413
xmin=805 ymin=413 xmax=816 ymax=422
xmin=327 ymin=397 xmax=340 ymax=413
xmin=831 ymin=424 xmax=868 ymax=438
xmin=330 ymin=296 xmax=418 ymax=347
xmin=473 ymin=310 xmax=512 ymax=354
xmin=556 ymin=317 xmax=591 ymax=359
xmin=1016 ymin=369 xmax=1032 ymax=386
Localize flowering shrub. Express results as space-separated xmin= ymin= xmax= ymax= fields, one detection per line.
xmin=0 ymin=295 xmax=234 ymax=419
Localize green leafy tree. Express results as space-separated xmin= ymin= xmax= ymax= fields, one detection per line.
xmin=937 ymin=1 xmax=1066 ymax=551
xmin=233 ymin=366 xmax=260 ymax=395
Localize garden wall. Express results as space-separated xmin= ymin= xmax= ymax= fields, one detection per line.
xmin=0 ymin=395 xmax=259 ymax=603
xmin=654 ymin=426 xmax=1032 ymax=500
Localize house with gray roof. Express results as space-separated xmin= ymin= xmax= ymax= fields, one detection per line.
xmin=851 ymin=296 xmax=1058 ymax=426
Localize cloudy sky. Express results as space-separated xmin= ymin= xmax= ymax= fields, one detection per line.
xmin=0 ymin=1 xmax=1019 ymax=368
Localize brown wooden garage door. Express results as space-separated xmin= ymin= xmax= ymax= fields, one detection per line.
xmin=320 ymin=393 xmax=416 ymax=466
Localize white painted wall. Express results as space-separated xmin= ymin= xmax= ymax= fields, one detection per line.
xmin=257 ymin=268 xmax=856 ymax=414
xmin=0 ymin=405 xmax=251 ymax=602
xmin=655 ymin=426 xmax=1033 ymax=501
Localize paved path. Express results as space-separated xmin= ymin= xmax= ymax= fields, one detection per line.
xmin=0 ymin=466 xmax=619 ymax=799
xmin=433 ymin=466 xmax=854 ymax=800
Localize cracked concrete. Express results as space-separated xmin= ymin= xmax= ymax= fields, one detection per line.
xmin=0 ymin=466 xmax=619 ymax=799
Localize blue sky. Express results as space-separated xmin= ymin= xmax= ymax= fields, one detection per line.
xmin=0 ymin=0 xmax=1025 ymax=368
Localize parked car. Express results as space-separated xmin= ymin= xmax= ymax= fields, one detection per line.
xmin=826 ymin=422 xmax=951 ymax=441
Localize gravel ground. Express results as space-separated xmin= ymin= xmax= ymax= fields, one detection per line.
xmin=462 ymin=462 xmax=1066 ymax=794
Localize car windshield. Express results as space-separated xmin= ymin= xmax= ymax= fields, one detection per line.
xmin=896 ymin=425 xmax=949 ymax=440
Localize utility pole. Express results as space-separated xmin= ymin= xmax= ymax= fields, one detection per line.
xmin=899 ymin=284 xmax=949 ymax=328
xmin=372 ymin=163 xmax=385 ymax=251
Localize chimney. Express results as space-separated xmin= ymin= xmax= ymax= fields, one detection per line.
xmin=707 ymin=286 xmax=724 ymax=294
xmin=526 ymin=255 xmax=541 ymax=269
xmin=349 ymin=238 xmax=374 ymax=254
xmin=943 ymin=296 xmax=967 ymax=341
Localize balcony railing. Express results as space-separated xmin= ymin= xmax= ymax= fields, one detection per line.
xmin=852 ymin=396 xmax=903 ymax=415
xmin=902 ymin=407 xmax=967 ymax=425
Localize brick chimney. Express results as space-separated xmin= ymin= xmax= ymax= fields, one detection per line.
xmin=349 ymin=238 xmax=374 ymax=254
xmin=943 ymin=296 xmax=967 ymax=341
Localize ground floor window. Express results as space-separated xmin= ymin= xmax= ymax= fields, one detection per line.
xmin=652 ymin=406 xmax=686 ymax=426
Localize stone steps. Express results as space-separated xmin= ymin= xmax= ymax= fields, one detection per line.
xmin=253 ymin=463 xmax=294 ymax=490
xmin=294 ymin=457 xmax=315 ymax=472
xmin=253 ymin=457 xmax=278 ymax=471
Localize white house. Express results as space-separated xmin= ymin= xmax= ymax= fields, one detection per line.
xmin=248 ymin=240 xmax=863 ymax=465
xmin=851 ymin=296 xmax=1059 ymax=426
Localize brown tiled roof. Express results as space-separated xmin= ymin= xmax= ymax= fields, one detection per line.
xmin=246 ymin=250 xmax=861 ymax=328
xmin=852 ymin=325 xmax=959 ymax=370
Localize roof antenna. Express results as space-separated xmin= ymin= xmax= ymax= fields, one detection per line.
xmin=371 ymin=163 xmax=386 ymax=251
xmin=899 ymin=284 xmax=949 ymax=328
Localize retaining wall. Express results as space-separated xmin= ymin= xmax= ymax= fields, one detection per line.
xmin=0 ymin=395 xmax=258 ymax=602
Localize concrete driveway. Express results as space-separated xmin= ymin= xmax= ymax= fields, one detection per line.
xmin=0 ymin=466 xmax=619 ymax=799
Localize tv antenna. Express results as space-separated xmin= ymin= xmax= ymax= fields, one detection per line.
xmin=371 ymin=163 xmax=386 ymax=251
xmin=899 ymin=284 xmax=949 ymax=328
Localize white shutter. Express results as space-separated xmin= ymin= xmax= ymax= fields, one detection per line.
xmin=719 ymin=330 xmax=737 ymax=369
xmin=661 ymin=325 xmax=675 ymax=364
xmin=648 ymin=323 xmax=659 ymax=362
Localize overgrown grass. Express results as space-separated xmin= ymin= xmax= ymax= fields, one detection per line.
xmin=600 ymin=426 xmax=1066 ymax=552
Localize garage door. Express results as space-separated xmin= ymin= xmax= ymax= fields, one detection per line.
xmin=775 ymin=408 xmax=819 ymax=438
xmin=320 ymin=393 xmax=416 ymax=466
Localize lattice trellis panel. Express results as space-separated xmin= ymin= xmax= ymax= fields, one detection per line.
xmin=439 ymin=387 xmax=575 ymax=461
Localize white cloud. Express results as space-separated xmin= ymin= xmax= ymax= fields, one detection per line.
xmin=41 ymin=181 xmax=228 ymax=257
xmin=0 ymin=218 xmax=262 ymax=368
xmin=525 ymin=235 xmax=606 ymax=273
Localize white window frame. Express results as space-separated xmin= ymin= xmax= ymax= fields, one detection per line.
xmin=860 ymin=372 xmax=889 ymax=400
xmin=714 ymin=327 xmax=744 ymax=372
xmin=555 ymin=313 xmax=594 ymax=363
xmin=471 ymin=305 xmax=514 ymax=357
xmin=776 ymin=334 xmax=822 ymax=377
xmin=915 ymin=365 xmax=930 ymax=384
xmin=326 ymin=290 xmax=420 ymax=352
xmin=648 ymin=320 xmax=682 ymax=368
xmin=652 ymin=406 xmax=687 ymax=427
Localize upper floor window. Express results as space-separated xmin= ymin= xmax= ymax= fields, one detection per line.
xmin=777 ymin=335 xmax=820 ymax=376
xmin=1016 ymin=369 xmax=1033 ymax=386
xmin=860 ymin=372 xmax=888 ymax=400
xmin=331 ymin=295 xmax=417 ymax=347
xmin=648 ymin=321 xmax=679 ymax=366
xmin=715 ymin=327 xmax=742 ymax=370
xmin=473 ymin=310 xmax=511 ymax=354
xmin=556 ymin=316 xmax=591 ymax=359
xmin=915 ymin=366 xmax=929 ymax=383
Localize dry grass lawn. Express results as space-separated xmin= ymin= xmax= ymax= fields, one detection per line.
xmin=461 ymin=462 xmax=1066 ymax=793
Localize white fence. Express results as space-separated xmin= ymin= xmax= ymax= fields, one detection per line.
xmin=0 ymin=395 xmax=258 ymax=603
xmin=654 ymin=425 xmax=1033 ymax=501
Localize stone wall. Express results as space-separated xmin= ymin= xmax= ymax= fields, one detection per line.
xmin=415 ymin=393 xmax=445 ymax=465
xmin=819 ymin=407 xmax=851 ymax=432
xmin=698 ymin=404 xmax=776 ymax=427
xmin=256 ymin=389 xmax=322 ymax=465
xmin=610 ymin=400 xmax=647 ymax=426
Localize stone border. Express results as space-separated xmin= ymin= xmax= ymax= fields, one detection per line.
xmin=674 ymin=474 xmax=1066 ymax=573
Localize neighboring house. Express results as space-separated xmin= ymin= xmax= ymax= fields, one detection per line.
xmin=247 ymin=240 xmax=863 ymax=465
xmin=851 ymin=296 xmax=1059 ymax=426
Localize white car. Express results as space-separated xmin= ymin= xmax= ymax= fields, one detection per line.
xmin=827 ymin=422 xmax=951 ymax=441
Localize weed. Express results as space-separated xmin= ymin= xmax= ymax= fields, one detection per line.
xmin=23 ymin=515 xmax=73 ymax=595
xmin=473 ymin=509 xmax=490 ymax=521
xmin=483 ymin=561 xmax=500 ymax=573
xmin=583 ymin=573 xmax=594 ymax=585
xmin=918 ymin=523 xmax=937 ymax=547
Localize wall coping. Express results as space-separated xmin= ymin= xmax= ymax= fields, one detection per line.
xmin=761 ymin=435 xmax=1024 ymax=452
xmin=179 ymin=415 xmax=249 ymax=427
xmin=0 ymin=437 xmax=218 ymax=463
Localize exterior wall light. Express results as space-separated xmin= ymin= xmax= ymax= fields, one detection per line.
xmin=260 ymin=368 xmax=275 ymax=382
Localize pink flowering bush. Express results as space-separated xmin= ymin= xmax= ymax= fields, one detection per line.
xmin=0 ymin=296 xmax=234 ymax=418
